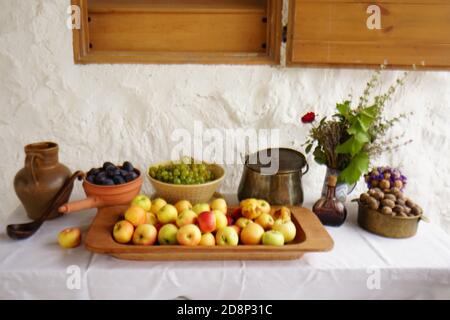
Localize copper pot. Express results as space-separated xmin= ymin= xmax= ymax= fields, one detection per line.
xmin=357 ymin=201 xmax=426 ymax=238
xmin=237 ymin=148 xmax=309 ymax=206
xmin=58 ymin=169 xmax=143 ymax=214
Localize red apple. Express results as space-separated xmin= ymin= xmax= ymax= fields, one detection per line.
xmin=231 ymin=208 xmax=242 ymax=219
xmin=197 ymin=211 xmax=216 ymax=233
xmin=226 ymin=215 xmax=234 ymax=226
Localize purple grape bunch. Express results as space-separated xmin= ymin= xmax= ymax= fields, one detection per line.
xmin=364 ymin=166 xmax=407 ymax=191
xmin=86 ymin=161 xmax=139 ymax=186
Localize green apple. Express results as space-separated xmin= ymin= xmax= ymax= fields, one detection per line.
xmin=131 ymin=194 xmax=152 ymax=212
xmin=176 ymin=209 xmax=197 ymax=228
xmin=213 ymin=210 xmax=228 ymax=230
xmin=273 ymin=220 xmax=297 ymax=243
xmin=157 ymin=204 xmax=178 ymax=224
xmin=151 ymin=198 xmax=167 ymax=215
xmin=158 ymin=224 xmax=178 ymax=245
xmin=192 ymin=203 xmax=210 ymax=215
xmin=262 ymin=230 xmax=284 ymax=246
xmin=216 ymin=226 xmax=239 ymax=246
xmin=210 ymin=198 xmax=227 ymax=214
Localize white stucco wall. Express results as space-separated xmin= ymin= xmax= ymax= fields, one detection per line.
xmin=1 ymin=0 xmax=449 ymax=233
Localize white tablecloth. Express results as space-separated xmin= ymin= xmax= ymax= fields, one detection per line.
xmin=1 ymin=190 xmax=450 ymax=300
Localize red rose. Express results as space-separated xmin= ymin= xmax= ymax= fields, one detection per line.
xmin=301 ymin=112 xmax=316 ymax=123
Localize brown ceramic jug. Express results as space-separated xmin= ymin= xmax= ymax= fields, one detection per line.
xmin=14 ymin=142 xmax=72 ymax=220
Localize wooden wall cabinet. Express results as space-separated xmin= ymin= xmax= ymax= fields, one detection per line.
xmin=72 ymin=0 xmax=450 ymax=69
xmin=72 ymin=0 xmax=282 ymax=65
xmin=286 ymin=0 xmax=450 ymax=69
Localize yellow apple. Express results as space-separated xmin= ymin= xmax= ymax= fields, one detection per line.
xmin=132 ymin=224 xmax=157 ymax=246
xmin=216 ymin=226 xmax=239 ymax=246
xmin=157 ymin=204 xmax=178 ymax=224
xmin=213 ymin=210 xmax=228 ymax=230
xmin=192 ymin=203 xmax=210 ymax=215
xmin=176 ymin=209 xmax=197 ymax=228
xmin=240 ymin=222 xmax=265 ymax=245
xmin=262 ymin=230 xmax=284 ymax=246
xmin=273 ymin=206 xmax=291 ymax=222
xmin=210 ymin=198 xmax=227 ymax=214
xmin=273 ymin=220 xmax=297 ymax=243
xmin=145 ymin=212 xmax=158 ymax=225
xmin=235 ymin=217 xmax=252 ymax=229
xmin=199 ymin=233 xmax=216 ymax=246
xmin=151 ymin=198 xmax=167 ymax=215
xmin=255 ymin=213 xmax=275 ymax=230
xmin=113 ymin=220 xmax=134 ymax=244
xmin=177 ymin=224 xmax=202 ymax=246
xmin=241 ymin=198 xmax=263 ymax=220
xmin=158 ymin=224 xmax=178 ymax=245
xmin=124 ymin=205 xmax=147 ymax=227
xmin=58 ymin=227 xmax=81 ymax=249
xmin=175 ymin=200 xmax=192 ymax=213
xmin=131 ymin=194 xmax=152 ymax=212
xmin=259 ymin=200 xmax=271 ymax=215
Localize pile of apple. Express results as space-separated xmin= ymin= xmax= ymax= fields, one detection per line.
xmin=113 ymin=195 xmax=296 ymax=247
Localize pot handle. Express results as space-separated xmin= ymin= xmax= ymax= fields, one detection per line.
xmin=58 ymin=196 xmax=103 ymax=214
xmin=302 ymin=162 xmax=309 ymax=175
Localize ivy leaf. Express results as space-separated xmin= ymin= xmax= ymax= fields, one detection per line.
xmin=338 ymin=152 xmax=369 ymax=184
xmin=335 ymin=136 xmax=366 ymax=156
xmin=305 ymin=143 xmax=313 ymax=154
xmin=336 ymin=101 xmax=351 ymax=118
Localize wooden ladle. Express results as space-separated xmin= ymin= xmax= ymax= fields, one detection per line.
xmin=6 ymin=171 xmax=85 ymax=240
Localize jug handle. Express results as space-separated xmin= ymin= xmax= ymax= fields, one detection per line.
xmin=25 ymin=153 xmax=44 ymax=185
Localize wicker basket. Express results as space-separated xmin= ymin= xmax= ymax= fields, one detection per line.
xmin=147 ymin=162 xmax=225 ymax=204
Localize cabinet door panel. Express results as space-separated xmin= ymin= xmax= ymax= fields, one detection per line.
xmin=287 ymin=0 xmax=450 ymax=69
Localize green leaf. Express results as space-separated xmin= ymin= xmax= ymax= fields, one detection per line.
xmin=313 ymin=146 xmax=327 ymax=165
xmin=336 ymin=101 xmax=351 ymax=118
xmin=305 ymin=144 xmax=313 ymax=154
xmin=335 ymin=136 xmax=366 ymax=156
xmin=338 ymin=152 xmax=369 ymax=184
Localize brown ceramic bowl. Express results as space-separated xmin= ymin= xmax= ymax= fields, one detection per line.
xmin=59 ymin=169 xmax=143 ymax=214
xmin=147 ymin=162 xmax=225 ymax=204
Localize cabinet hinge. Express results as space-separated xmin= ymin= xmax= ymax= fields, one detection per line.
xmin=282 ymin=25 xmax=288 ymax=43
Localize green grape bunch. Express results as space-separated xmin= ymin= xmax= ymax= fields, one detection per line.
xmin=149 ymin=159 xmax=215 ymax=185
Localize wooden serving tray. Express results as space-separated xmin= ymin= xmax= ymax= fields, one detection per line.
xmin=85 ymin=206 xmax=334 ymax=261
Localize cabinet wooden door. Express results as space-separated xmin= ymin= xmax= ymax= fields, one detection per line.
xmin=286 ymin=0 xmax=450 ymax=69
xmin=72 ymin=0 xmax=282 ymax=65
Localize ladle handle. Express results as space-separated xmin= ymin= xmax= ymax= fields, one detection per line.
xmin=58 ymin=196 xmax=103 ymax=214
